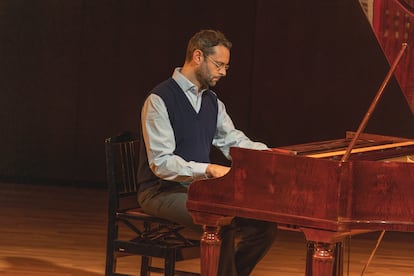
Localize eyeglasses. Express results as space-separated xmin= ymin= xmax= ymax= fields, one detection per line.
xmin=206 ymin=55 xmax=230 ymax=71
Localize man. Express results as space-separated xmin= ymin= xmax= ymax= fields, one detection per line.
xmin=137 ymin=29 xmax=276 ymax=276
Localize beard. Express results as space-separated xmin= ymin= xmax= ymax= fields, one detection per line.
xmin=196 ymin=64 xmax=220 ymax=89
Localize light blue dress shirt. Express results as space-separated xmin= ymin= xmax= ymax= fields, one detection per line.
xmin=141 ymin=68 xmax=268 ymax=183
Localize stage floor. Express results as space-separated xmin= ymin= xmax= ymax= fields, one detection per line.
xmin=1 ymin=181 xmax=414 ymax=276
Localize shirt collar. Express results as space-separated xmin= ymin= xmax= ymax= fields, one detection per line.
xmin=172 ymin=67 xmax=207 ymax=95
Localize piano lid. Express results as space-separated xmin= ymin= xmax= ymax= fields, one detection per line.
xmin=359 ymin=0 xmax=414 ymax=113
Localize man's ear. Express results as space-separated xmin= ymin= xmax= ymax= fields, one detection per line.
xmin=193 ymin=49 xmax=204 ymax=65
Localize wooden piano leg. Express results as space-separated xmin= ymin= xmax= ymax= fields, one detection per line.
xmin=305 ymin=241 xmax=342 ymax=276
xmin=200 ymin=225 xmax=221 ymax=276
xmin=333 ymin=242 xmax=343 ymax=276
xmin=305 ymin=242 xmax=314 ymax=275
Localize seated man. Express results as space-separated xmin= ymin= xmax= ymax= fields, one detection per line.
xmin=137 ymin=29 xmax=276 ymax=276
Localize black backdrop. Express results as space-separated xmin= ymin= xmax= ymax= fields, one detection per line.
xmin=1 ymin=0 xmax=413 ymax=186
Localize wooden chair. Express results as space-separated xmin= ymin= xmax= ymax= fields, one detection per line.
xmin=104 ymin=132 xmax=200 ymax=276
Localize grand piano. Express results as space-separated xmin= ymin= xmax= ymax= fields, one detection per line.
xmin=186 ymin=0 xmax=414 ymax=275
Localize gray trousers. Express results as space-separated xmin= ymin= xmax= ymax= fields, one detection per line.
xmin=138 ymin=182 xmax=277 ymax=276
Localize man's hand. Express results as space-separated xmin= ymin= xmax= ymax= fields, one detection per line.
xmin=206 ymin=164 xmax=230 ymax=178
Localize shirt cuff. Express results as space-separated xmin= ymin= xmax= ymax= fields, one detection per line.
xmin=190 ymin=162 xmax=210 ymax=180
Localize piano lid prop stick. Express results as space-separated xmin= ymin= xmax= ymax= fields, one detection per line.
xmin=340 ymin=43 xmax=408 ymax=163
xmin=340 ymin=42 xmax=407 ymax=275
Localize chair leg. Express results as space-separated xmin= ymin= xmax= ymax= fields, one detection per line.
xmin=105 ymin=252 xmax=116 ymax=276
xmin=105 ymin=225 xmax=118 ymax=276
xmin=141 ymin=256 xmax=151 ymax=276
xmin=164 ymin=249 xmax=176 ymax=276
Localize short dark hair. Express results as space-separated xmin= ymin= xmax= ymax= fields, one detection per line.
xmin=185 ymin=29 xmax=232 ymax=61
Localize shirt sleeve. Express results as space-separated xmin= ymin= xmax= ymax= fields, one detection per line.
xmin=141 ymin=94 xmax=209 ymax=183
xmin=212 ymin=99 xmax=268 ymax=159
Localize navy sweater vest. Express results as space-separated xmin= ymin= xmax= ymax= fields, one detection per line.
xmin=138 ymin=78 xmax=218 ymax=192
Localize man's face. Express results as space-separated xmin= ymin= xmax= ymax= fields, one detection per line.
xmin=196 ymin=45 xmax=230 ymax=89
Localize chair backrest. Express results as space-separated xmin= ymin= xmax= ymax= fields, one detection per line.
xmin=105 ymin=131 xmax=140 ymax=211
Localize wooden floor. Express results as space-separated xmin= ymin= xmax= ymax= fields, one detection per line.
xmin=1 ymin=181 xmax=414 ymax=276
